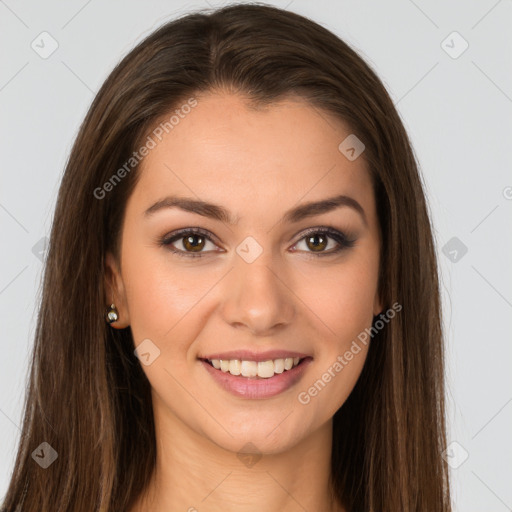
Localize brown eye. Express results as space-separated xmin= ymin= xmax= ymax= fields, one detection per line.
xmin=292 ymin=227 xmax=356 ymax=256
xmin=305 ymin=233 xmax=328 ymax=252
xmin=182 ymin=234 xmax=206 ymax=252
xmin=161 ymin=228 xmax=219 ymax=258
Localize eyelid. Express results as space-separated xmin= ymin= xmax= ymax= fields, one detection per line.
xmin=160 ymin=227 xmax=222 ymax=257
xmin=159 ymin=225 xmax=356 ymax=257
xmin=290 ymin=226 xmax=356 ymax=255
xmin=163 ymin=226 xmax=222 ymax=245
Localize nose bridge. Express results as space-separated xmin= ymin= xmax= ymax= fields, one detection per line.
xmin=221 ymin=241 xmax=295 ymax=334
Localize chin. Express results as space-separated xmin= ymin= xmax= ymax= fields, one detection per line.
xmin=199 ymin=409 xmax=317 ymax=457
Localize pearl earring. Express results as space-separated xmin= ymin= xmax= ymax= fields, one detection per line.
xmin=106 ymin=304 xmax=119 ymax=324
xmin=105 ymin=292 xmax=119 ymax=324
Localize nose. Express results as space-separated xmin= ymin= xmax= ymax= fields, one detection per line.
xmin=220 ymin=250 xmax=296 ymax=336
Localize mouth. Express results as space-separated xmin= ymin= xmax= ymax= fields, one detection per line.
xmin=200 ymin=356 xmax=310 ymax=379
xmin=198 ymin=355 xmax=313 ymax=399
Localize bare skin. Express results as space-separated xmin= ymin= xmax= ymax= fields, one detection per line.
xmin=106 ymin=90 xmax=382 ymax=512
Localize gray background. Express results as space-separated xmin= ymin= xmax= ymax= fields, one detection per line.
xmin=1 ymin=0 xmax=511 ymax=510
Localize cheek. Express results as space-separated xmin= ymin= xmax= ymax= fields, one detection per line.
xmin=121 ymin=243 xmax=208 ymax=348
xmin=298 ymin=256 xmax=379 ymax=345
xmin=292 ymin=254 xmax=377 ymax=412
xmin=296 ymin=275 xmax=373 ymax=420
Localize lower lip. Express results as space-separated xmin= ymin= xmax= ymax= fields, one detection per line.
xmin=200 ymin=358 xmax=313 ymax=399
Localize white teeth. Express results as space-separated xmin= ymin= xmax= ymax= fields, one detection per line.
xmin=257 ymin=360 xmax=275 ymax=378
xmin=208 ymin=357 xmax=303 ymax=378
xmin=241 ymin=360 xmax=258 ymax=377
xmin=273 ymin=359 xmax=284 ymax=374
xmin=229 ymin=359 xmax=241 ymax=376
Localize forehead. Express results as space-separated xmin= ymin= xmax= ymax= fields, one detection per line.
xmin=129 ymin=92 xmax=375 ymax=223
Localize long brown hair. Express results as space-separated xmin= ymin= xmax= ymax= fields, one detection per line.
xmin=1 ymin=3 xmax=451 ymax=511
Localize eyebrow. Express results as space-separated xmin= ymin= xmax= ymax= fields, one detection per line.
xmin=144 ymin=194 xmax=367 ymax=226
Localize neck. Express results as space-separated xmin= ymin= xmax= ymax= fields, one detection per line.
xmin=129 ymin=399 xmax=344 ymax=512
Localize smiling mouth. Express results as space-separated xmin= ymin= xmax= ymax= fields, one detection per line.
xmin=200 ymin=357 xmax=310 ymax=379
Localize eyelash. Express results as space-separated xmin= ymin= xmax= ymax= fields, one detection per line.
xmin=159 ymin=226 xmax=356 ymax=259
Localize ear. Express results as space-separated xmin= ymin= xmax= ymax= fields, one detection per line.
xmin=104 ymin=251 xmax=130 ymax=328
xmin=373 ymin=289 xmax=383 ymax=318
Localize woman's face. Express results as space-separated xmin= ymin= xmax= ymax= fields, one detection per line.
xmin=107 ymin=91 xmax=382 ymax=454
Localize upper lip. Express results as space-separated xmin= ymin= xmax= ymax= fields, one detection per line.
xmin=199 ymin=350 xmax=311 ymax=362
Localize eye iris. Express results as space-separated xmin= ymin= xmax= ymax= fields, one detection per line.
xmin=307 ymin=233 xmax=327 ymax=252
xmin=183 ymin=234 xmax=205 ymax=252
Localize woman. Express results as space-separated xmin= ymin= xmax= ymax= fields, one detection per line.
xmin=1 ymin=3 xmax=451 ymax=511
